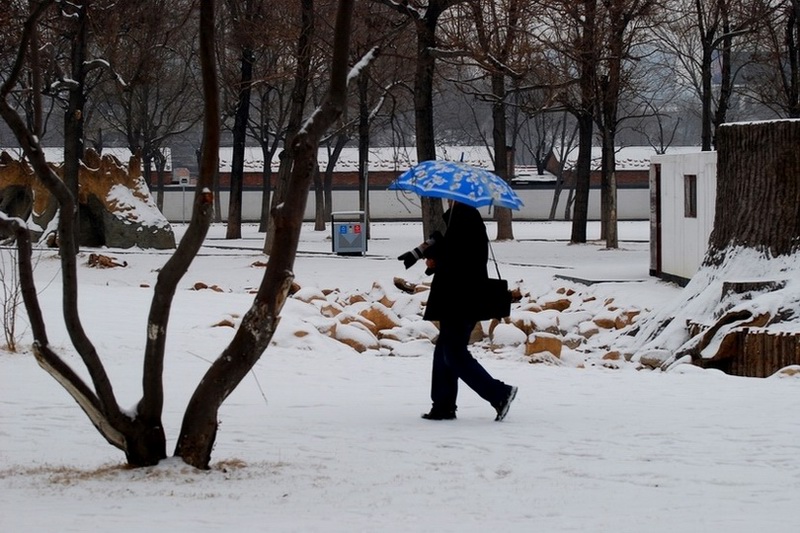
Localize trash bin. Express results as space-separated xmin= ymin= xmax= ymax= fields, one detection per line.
xmin=331 ymin=210 xmax=367 ymax=255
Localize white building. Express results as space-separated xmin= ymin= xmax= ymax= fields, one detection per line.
xmin=649 ymin=151 xmax=717 ymax=285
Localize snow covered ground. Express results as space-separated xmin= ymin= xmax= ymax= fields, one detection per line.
xmin=1 ymin=219 xmax=798 ymax=532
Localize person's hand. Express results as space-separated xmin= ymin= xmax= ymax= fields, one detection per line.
xmin=424 ymin=258 xmax=436 ymax=275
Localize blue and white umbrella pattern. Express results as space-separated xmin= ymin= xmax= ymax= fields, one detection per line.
xmin=388 ymin=160 xmax=524 ymax=210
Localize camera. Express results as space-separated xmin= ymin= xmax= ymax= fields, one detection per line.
xmin=398 ymin=231 xmax=442 ymax=273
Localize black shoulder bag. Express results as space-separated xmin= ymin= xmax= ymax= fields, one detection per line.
xmin=477 ymin=240 xmax=512 ymax=320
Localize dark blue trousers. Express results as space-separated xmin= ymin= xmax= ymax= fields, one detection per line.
xmin=431 ymin=319 xmax=509 ymax=411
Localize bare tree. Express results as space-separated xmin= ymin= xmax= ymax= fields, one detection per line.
xmin=516 ymin=102 xmax=578 ymax=220
xmin=743 ymin=0 xmax=800 ymax=118
xmin=94 ymin=1 xmax=202 ymax=210
xmin=531 ymin=0 xmax=601 ymax=243
xmin=656 ymin=0 xmax=773 ymax=150
xmin=438 ymin=0 xmax=528 ymax=240
xmin=243 ymin=2 xmax=298 ymax=233
xmin=593 ymin=0 xmax=661 ymax=248
xmin=0 ymin=0 xmax=365 ymax=470
xmin=0 ymin=246 xmax=22 ymax=352
xmin=262 ymin=0 xmax=317 ymax=253
xmin=373 ymin=0 xmax=468 ymax=239
xmin=220 ymin=0 xmax=263 ymax=239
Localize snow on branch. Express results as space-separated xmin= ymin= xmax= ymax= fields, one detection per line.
xmin=373 ymin=0 xmax=425 ymax=20
xmin=347 ymin=46 xmax=380 ymax=85
xmin=301 ymin=47 xmax=380 ymax=135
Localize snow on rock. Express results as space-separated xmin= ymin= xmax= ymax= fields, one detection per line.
xmin=525 ymin=332 xmax=563 ymax=357
xmin=380 ymin=338 xmax=434 ymax=357
xmin=276 ymin=276 xmax=648 ymax=370
xmin=489 ymin=322 xmax=527 ymax=348
xmin=631 ymin=246 xmax=800 ymax=374
xmin=770 ymin=365 xmax=800 ymax=379
xmin=334 ymin=322 xmax=380 ymax=353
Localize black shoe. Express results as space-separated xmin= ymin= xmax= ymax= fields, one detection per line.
xmin=494 ymin=386 xmax=518 ymax=421
xmin=421 ymin=408 xmax=457 ymax=420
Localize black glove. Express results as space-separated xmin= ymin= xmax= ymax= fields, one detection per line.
xmin=398 ymin=246 xmax=426 ymax=269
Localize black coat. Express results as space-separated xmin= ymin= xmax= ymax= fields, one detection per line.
xmin=423 ymin=203 xmax=489 ymax=322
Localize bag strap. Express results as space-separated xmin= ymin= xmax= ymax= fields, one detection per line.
xmin=488 ymin=239 xmax=502 ymax=279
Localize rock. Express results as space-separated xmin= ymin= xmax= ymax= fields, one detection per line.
xmin=489 ymin=323 xmax=527 ymax=349
xmin=525 ymin=332 xmax=563 ymax=357
xmin=579 ymin=320 xmax=600 ymax=339
xmin=541 ymin=298 xmax=572 ymax=312
xmin=0 ymin=149 xmax=175 ymax=249
xmin=393 ymin=277 xmax=417 ymax=294
xmin=319 ymin=302 xmax=344 ymax=318
xmin=359 ymin=302 xmax=403 ymax=333
xmin=87 ymin=253 xmax=127 ymax=268
xmin=293 ymin=286 xmax=327 ymax=303
xmin=334 ymin=322 xmax=379 ymax=353
xmin=636 ymin=349 xmax=673 ymax=369
xmin=593 ymin=311 xmax=619 ymax=329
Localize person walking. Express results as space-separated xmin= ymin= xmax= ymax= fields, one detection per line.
xmin=399 ymin=200 xmax=518 ymax=421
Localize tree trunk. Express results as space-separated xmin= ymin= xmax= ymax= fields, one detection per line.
xmin=491 ymin=72 xmax=514 ymax=241
xmin=706 ymin=120 xmax=800 ymax=264
xmin=358 ymin=72 xmax=370 ymax=238
xmin=258 ymin=140 xmax=278 ymax=233
xmin=701 ymin=40 xmax=714 ymax=151
xmin=600 ymin=133 xmax=618 ymax=248
xmin=570 ymin=0 xmax=596 ymax=243
xmin=227 ymin=44 xmax=255 ymax=240
xmin=788 ymin=1 xmax=800 ymax=118
xmin=258 ymin=155 xmax=272 ymax=232
xmin=570 ymin=112 xmax=593 ymax=243
xmin=313 ymin=165 xmax=325 ymax=230
xmin=64 ymin=0 xmax=87 ymax=244
xmin=415 ymin=12 xmax=445 ymax=239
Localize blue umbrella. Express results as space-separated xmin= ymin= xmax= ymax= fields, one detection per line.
xmin=388 ymin=160 xmax=524 ymax=210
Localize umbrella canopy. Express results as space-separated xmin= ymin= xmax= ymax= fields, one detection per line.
xmin=388 ymin=160 xmax=524 ymax=211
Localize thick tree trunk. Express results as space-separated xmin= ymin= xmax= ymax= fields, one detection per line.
xmin=706 ymin=120 xmax=800 ymax=263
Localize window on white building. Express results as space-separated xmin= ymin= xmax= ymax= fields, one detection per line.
xmin=684 ymin=174 xmax=697 ymax=218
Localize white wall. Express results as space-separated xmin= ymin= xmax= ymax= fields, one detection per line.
xmin=158 ymin=187 xmax=651 ymax=223
xmin=651 ymin=152 xmax=717 ymax=282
